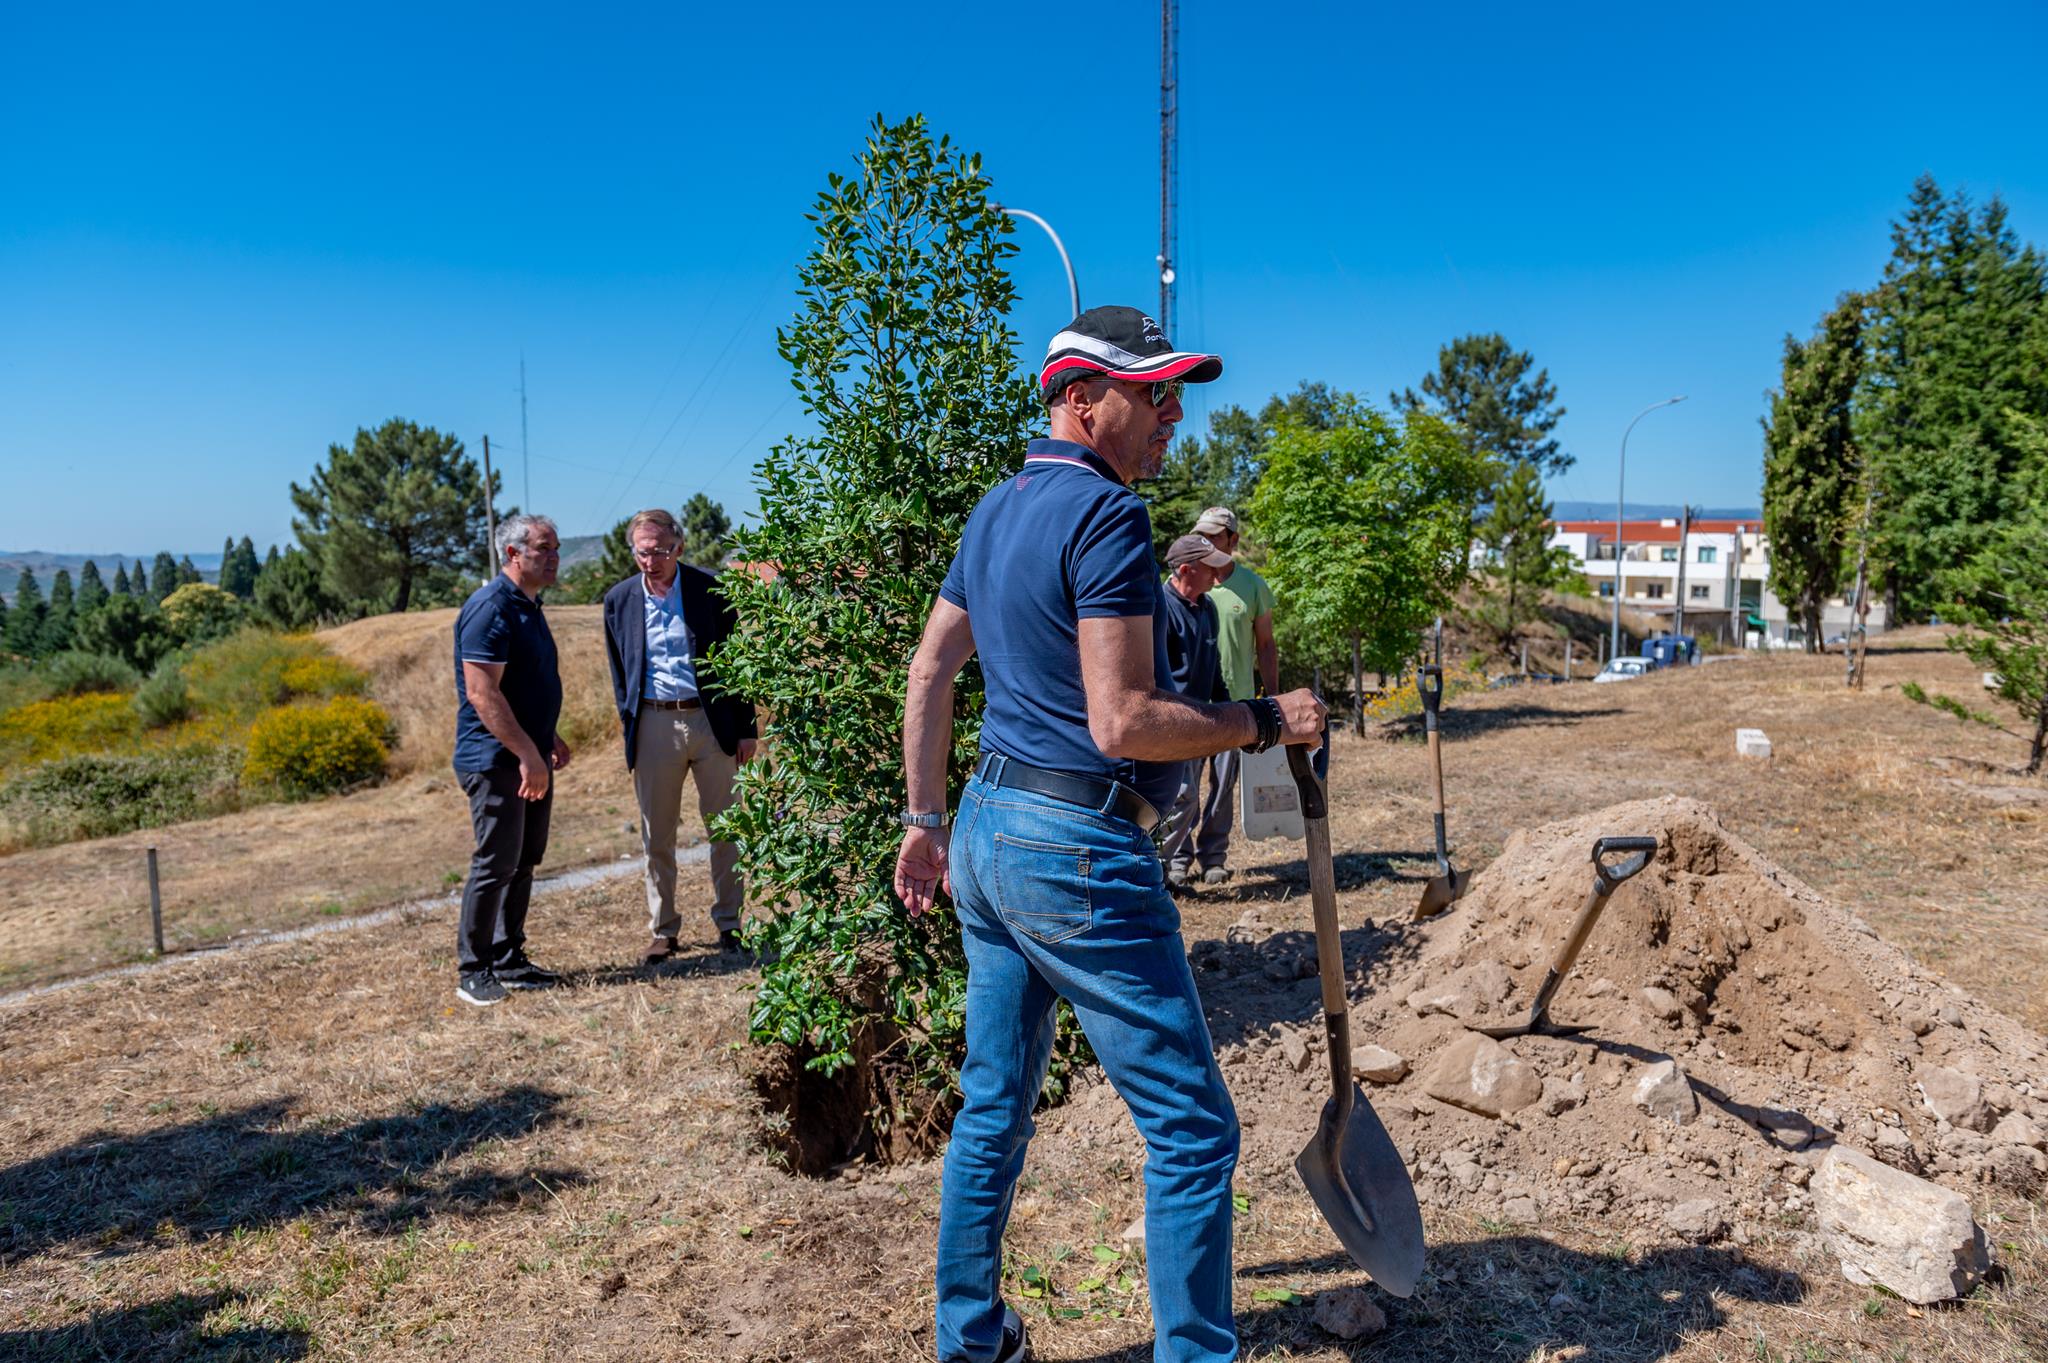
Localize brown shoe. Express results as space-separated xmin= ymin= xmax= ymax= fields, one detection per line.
xmin=641 ymin=935 xmax=678 ymax=965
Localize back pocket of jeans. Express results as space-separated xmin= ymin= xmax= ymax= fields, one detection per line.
xmin=991 ymin=833 xmax=1093 ymax=945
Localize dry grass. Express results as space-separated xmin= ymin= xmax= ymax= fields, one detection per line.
xmin=2 ymin=850 xmax=2040 ymax=1361
xmin=0 ymin=606 xmax=680 ymax=994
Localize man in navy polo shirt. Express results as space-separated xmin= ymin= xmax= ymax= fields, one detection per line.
xmin=452 ymin=513 xmax=570 ymax=1008
xmin=894 ymin=307 xmax=1326 ymax=1363
xmin=1158 ymin=532 xmax=1234 ymax=887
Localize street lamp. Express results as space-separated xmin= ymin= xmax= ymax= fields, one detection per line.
xmin=1612 ymin=395 xmax=1688 ymax=662
xmin=994 ymin=206 xmax=1080 ymax=320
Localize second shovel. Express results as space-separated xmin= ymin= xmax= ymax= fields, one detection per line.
xmin=1472 ymin=836 xmax=1658 ymax=1040
xmin=1413 ymin=662 xmax=1470 ymax=920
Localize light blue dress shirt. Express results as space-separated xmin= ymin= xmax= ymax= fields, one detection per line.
xmin=642 ymin=573 xmax=700 ymax=702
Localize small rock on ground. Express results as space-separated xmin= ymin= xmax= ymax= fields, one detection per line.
xmin=1423 ymin=1033 xmax=1543 ymax=1118
xmin=1665 ymin=1197 xmax=1728 ymax=1242
xmin=1354 ymin=1044 xmax=1409 ymax=1084
xmin=1917 ymin=1065 xmax=1993 ymax=1132
xmin=1634 ymin=1059 xmax=1699 ymax=1125
xmin=1312 ymin=1286 xmax=1386 ymax=1340
xmin=1813 ymin=1145 xmax=1991 ymax=1304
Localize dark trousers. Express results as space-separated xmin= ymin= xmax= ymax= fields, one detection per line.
xmin=457 ymin=763 xmax=553 ymax=976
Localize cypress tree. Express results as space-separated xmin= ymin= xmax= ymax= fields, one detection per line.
xmin=5 ymin=570 xmax=46 ymax=656
xmin=40 ymin=569 xmax=77 ymax=655
xmin=1764 ymin=292 xmax=1866 ymax=650
xmin=111 ymin=562 xmax=131 ymax=596
xmin=77 ymin=559 xmax=109 ymax=613
xmin=150 ymin=552 xmax=180 ymax=602
xmin=176 ymin=555 xmax=201 ymax=586
xmin=223 ymin=536 xmax=262 ymax=597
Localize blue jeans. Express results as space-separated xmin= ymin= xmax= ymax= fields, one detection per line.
xmin=936 ymin=766 xmax=1239 ymax=1363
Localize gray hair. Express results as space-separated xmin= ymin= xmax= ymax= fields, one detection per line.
xmin=496 ymin=513 xmax=557 ymax=561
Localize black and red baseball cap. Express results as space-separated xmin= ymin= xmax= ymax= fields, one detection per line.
xmin=1039 ymin=305 xmax=1223 ymax=405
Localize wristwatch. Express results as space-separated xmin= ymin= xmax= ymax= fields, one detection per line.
xmin=898 ymin=810 xmax=948 ymax=829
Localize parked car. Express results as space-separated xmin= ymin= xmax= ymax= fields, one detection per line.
xmin=1593 ymin=657 xmax=1652 ymax=684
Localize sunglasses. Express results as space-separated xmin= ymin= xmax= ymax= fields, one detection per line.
xmin=1079 ymin=375 xmax=1186 ymax=407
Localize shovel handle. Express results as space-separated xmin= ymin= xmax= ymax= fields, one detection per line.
xmin=1286 ymin=742 xmax=1327 ymax=821
xmin=1418 ymin=664 xmax=1443 ymax=733
xmin=1591 ymin=836 xmax=1658 ymax=895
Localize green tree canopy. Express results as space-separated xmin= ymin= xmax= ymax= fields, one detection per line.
xmin=77 ymin=560 xmax=109 ymax=613
xmin=5 ymin=570 xmax=46 ymax=656
xmin=38 ymin=568 xmax=77 ymax=656
xmin=713 ymin=114 xmax=1044 ymax=1158
xmin=220 ymin=535 xmax=262 ymax=598
xmin=290 ymin=418 xmax=494 ymax=614
xmin=1764 ymin=291 xmax=1866 ymax=650
xmin=253 ymin=545 xmax=345 ymax=631
xmin=680 ymin=493 xmax=734 ymax=569
xmin=1472 ymin=460 xmax=1576 ymax=651
xmin=1393 ymin=333 xmax=1569 ymax=476
xmin=110 ymin=563 xmax=131 ymax=597
xmin=149 ymin=552 xmax=181 ymax=602
xmin=162 ymin=582 xmax=246 ymax=645
xmin=73 ymin=594 xmax=175 ymax=672
xmin=1140 ymin=382 xmax=1343 ymax=562
xmin=1250 ymin=396 xmax=1495 ymax=715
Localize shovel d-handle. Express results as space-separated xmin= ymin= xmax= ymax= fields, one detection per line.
xmin=1525 ymin=834 xmax=1660 ymax=1021
xmin=1286 ymin=743 xmax=1351 ymax=1109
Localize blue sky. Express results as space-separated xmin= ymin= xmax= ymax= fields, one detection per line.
xmin=4 ymin=2 xmax=2045 ymax=554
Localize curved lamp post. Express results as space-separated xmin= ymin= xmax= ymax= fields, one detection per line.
xmin=995 ymin=206 xmax=1080 ymax=320
xmin=1612 ymin=395 xmax=1688 ymax=661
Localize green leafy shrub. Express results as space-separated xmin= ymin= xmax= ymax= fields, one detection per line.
xmin=0 ymin=746 xmax=241 ymax=849
xmin=0 ymin=662 xmax=53 ymax=714
xmin=162 ymin=582 xmax=246 ymax=645
xmin=133 ymin=663 xmax=193 ymax=728
xmin=714 ymin=114 xmax=1048 ymax=1166
xmin=43 ymin=650 xmax=141 ymax=697
xmin=241 ymin=696 xmax=393 ymax=798
xmin=182 ymin=629 xmax=368 ymax=716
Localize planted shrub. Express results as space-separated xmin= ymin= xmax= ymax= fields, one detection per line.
xmin=0 ymin=746 xmax=241 ymax=848
xmin=242 ymin=696 xmax=393 ymax=798
xmin=278 ymin=654 xmax=367 ymax=699
xmin=43 ymin=650 xmax=140 ymax=697
xmin=133 ymin=663 xmax=193 ymax=728
xmin=182 ymin=629 xmax=367 ymax=715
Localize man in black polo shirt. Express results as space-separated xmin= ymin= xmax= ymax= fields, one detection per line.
xmin=894 ymin=307 xmax=1325 ymax=1363
xmin=1158 ymin=532 xmax=1234 ymax=888
xmin=452 ymin=513 xmax=569 ymax=1007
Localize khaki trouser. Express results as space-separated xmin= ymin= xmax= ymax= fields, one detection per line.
xmin=633 ymin=706 xmax=742 ymax=937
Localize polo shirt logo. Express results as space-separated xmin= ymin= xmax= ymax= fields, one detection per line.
xmin=1016 ymin=474 xmax=1034 ymax=488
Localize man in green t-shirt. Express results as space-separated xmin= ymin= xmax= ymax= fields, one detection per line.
xmin=1177 ymin=506 xmax=1277 ymax=885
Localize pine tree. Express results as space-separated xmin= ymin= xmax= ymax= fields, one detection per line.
xmin=1393 ymin=334 xmax=1569 ymax=476
xmin=39 ymin=569 xmax=77 ymax=655
xmin=1474 ymin=461 xmax=1575 ymax=649
xmin=176 ymin=555 xmax=201 ymax=586
xmin=679 ymin=493 xmax=733 ymax=569
xmin=263 ymin=544 xmax=281 ymax=573
xmin=77 ymin=559 xmax=109 ymax=613
xmin=150 ymin=552 xmax=180 ymax=602
xmin=1764 ymin=292 xmax=1865 ymax=650
xmin=252 ymin=545 xmax=342 ymax=630
xmin=5 ymin=570 xmax=47 ymax=656
xmin=290 ymin=418 xmax=493 ymax=614
xmin=111 ymin=562 xmax=131 ymax=596
xmin=223 ymin=535 xmax=262 ymax=597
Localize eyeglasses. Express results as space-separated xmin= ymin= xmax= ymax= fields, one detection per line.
xmin=1081 ymin=375 xmax=1185 ymax=408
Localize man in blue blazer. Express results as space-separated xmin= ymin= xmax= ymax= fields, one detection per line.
xmin=602 ymin=508 xmax=758 ymax=961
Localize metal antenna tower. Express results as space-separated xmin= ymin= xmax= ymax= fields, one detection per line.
xmin=1158 ymin=0 xmax=1178 ymax=336
xmin=519 ymin=354 xmax=531 ymax=509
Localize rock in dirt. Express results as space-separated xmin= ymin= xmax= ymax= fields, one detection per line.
xmin=1120 ymin=1216 xmax=1146 ymax=1245
xmin=1353 ymin=1045 xmax=1409 ymax=1084
xmin=1422 ymin=1033 xmax=1542 ymax=1118
xmin=1311 ymin=1287 xmax=1386 ymax=1340
xmin=1813 ymin=1146 xmax=1992 ymax=1304
xmin=1277 ymin=1029 xmax=1311 ymax=1072
xmin=1665 ymin=1198 xmax=1728 ymax=1243
xmin=1640 ymin=985 xmax=1684 ymax=1022
xmin=1407 ymin=960 xmax=1513 ymax=1019
xmin=1538 ymin=1073 xmax=1586 ymax=1117
xmin=1634 ymin=1059 xmax=1699 ymax=1125
xmin=1916 ymin=1065 xmax=1993 ymax=1132
xmin=1991 ymin=1112 xmax=2044 ymax=1150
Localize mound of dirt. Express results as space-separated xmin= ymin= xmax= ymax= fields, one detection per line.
xmin=1069 ymin=797 xmax=2048 ymax=1255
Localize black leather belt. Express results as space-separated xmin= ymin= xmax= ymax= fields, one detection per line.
xmin=643 ymin=697 xmax=702 ymax=710
xmin=974 ymin=752 xmax=1162 ymax=833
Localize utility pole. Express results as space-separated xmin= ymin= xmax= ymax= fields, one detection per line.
xmin=519 ymin=355 xmax=531 ymax=510
xmin=481 ymin=434 xmax=499 ymax=584
xmin=1673 ymin=503 xmax=1691 ymax=642
xmin=1158 ymin=0 xmax=1178 ymax=336
xmin=1847 ymin=474 xmax=1875 ymax=690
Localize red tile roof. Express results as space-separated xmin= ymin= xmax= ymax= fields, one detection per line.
xmin=1552 ymin=518 xmax=1754 ymax=542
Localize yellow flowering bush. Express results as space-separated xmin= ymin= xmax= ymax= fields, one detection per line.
xmin=277 ymin=654 xmax=367 ymax=699
xmin=242 ymin=696 xmax=394 ymax=798
xmin=0 ymin=693 xmax=141 ymax=772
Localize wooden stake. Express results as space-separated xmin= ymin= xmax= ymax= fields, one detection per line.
xmin=146 ymin=847 xmax=164 ymax=956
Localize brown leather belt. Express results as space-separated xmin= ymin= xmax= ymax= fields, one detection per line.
xmin=643 ymin=698 xmax=702 ymax=710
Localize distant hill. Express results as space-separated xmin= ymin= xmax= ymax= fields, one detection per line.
xmin=1551 ymin=501 xmax=1762 ymax=523
xmin=0 ymin=550 xmax=220 ymax=602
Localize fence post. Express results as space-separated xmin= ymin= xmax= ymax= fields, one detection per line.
xmin=1520 ymin=641 xmax=1528 ymax=678
xmin=146 ymin=847 xmax=165 ymax=956
xmin=1565 ymin=638 xmax=1574 ymax=680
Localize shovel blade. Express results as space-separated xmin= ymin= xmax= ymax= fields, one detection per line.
xmin=1294 ymin=1083 xmax=1426 ymax=1297
xmin=1412 ymin=867 xmax=1472 ymax=921
xmin=1470 ymin=1013 xmax=1595 ymax=1041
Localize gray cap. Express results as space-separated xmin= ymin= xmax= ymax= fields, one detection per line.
xmin=1166 ymin=534 xmax=1234 ymax=570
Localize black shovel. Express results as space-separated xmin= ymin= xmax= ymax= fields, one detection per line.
xmin=1412 ymin=660 xmax=1471 ymax=921
xmin=1471 ymin=836 xmax=1658 ymax=1040
xmin=1286 ymin=743 xmax=1426 ymax=1298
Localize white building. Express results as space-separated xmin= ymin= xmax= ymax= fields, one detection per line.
xmin=1547 ymin=518 xmax=1886 ymax=648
